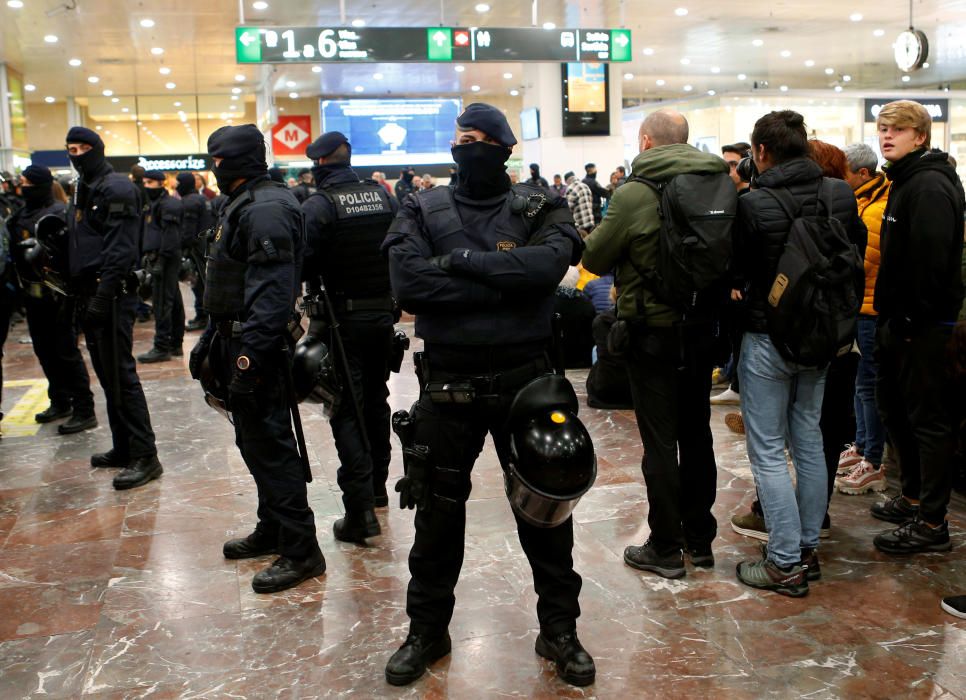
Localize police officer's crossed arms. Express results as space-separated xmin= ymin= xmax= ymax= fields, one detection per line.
xmin=189 ymin=124 xmax=324 ymax=595
xmin=65 ymin=126 xmax=162 ymax=490
xmin=380 ymin=103 xmax=598 ymax=689
xmin=298 ymin=130 xmax=401 ymax=545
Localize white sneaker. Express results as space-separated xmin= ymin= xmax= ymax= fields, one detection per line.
xmin=836 ymin=444 xmax=863 ymax=476
xmin=835 ymin=460 xmax=887 ymax=495
xmin=710 ymin=388 xmax=740 ymax=405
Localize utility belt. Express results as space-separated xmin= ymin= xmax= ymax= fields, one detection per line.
xmin=76 ymin=272 xmax=139 ymax=299
xmin=330 ymin=294 xmax=395 ymax=314
xmin=214 ymin=316 xmax=304 ymax=345
xmin=415 ymin=350 xmax=551 ymax=405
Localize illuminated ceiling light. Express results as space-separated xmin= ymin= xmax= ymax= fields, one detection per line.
xmin=824 ymin=67 xmax=834 ymax=75
xmin=102 ymin=89 xmax=113 ymax=96
xmin=470 ymin=84 xmax=481 ymax=91
xmin=873 ymin=28 xmax=885 ymax=37
xmin=623 ymin=73 xmax=633 ymax=80
xmin=285 ymin=80 xmax=296 ymax=88
xmin=88 ymin=76 xmax=100 ymax=83
xmin=111 ymin=97 xmax=119 ymax=103
xmin=354 ymin=85 xmax=364 ymax=92
xmin=165 ymin=81 xmax=176 ymax=89
xmin=674 ymin=7 xmax=688 ymax=16
xmin=288 ymin=91 xmax=298 ymax=98
xmin=311 ymin=65 xmax=322 ymax=73
xmin=235 ymin=74 xmax=245 ymax=82
xmin=656 ymin=79 xmax=666 ymax=86
xmin=151 ymin=47 xmax=164 ymax=55
xmin=68 ymin=58 xmax=82 ymax=67
xmin=231 ymin=95 xmax=239 ymax=100
xmin=122 ymin=107 xmax=130 ymax=112
xmin=780 ymin=85 xmax=789 ymax=92
xmin=44 ymin=34 xmax=59 ymax=43
xmin=351 ymin=18 xmax=365 ymax=27
xmin=683 ymin=84 xmax=693 ymax=91
xmin=509 ymin=89 xmax=519 ymax=96
xmin=159 ymin=67 xmax=171 ymax=75
xmin=780 ymin=50 xmax=791 ymax=58
xmin=849 ymin=12 xmax=863 ymax=22
xmin=542 ymin=22 xmax=555 ymax=30
xmin=7 ymin=0 xmax=24 ymax=8
xmin=923 ymin=62 xmax=930 ymax=68
xmin=95 ymin=125 xmax=103 ymax=130
xmin=475 ymin=3 xmax=490 ymax=11
xmin=834 ymin=85 xmax=843 ymax=92
xmin=44 ymin=96 xmax=55 ymax=103
xmin=842 ymin=74 xmax=852 ymax=82
xmin=751 ymin=39 xmax=764 ymax=47
xmin=901 ymin=75 xmax=911 ymax=82
xmin=737 ymin=73 xmax=747 ymax=80
xmin=373 ymin=72 xmax=384 ymax=79
xmin=252 ymin=1 xmax=268 ymax=9
xmin=232 ymin=86 xmax=242 ymax=94
xmin=152 ymin=113 xmax=159 ymax=119
xmin=24 ymin=83 xmax=35 ymax=91
xmin=503 ymin=72 xmax=513 ymax=79
xmin=454 ymin=65 xmax=465 ymax=72
xmin=174 ymin=101 xmax=182 ymax=106
xmin=139 ymin=18 xmax=155 ymax=28
xmin=680 ymin=57 xmax=690 ymax=65
xmin=804 ymin=59 xmax=815 ymax=67
xmin=707 ymin=89 xmax=716 ymax=95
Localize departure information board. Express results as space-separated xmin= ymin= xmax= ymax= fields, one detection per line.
xmin=235 ymin=26 xmax=631 ymax=64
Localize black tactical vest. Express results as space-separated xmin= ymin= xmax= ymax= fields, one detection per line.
xmin=312 ymin=180 xmax=394 ymax=300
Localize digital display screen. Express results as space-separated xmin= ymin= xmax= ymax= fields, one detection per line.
xmin=561 ymin=63 xmax=610 ymax=137
xmin=320 ymin=98 xmax=461 ymax=166
xmin=520 ymin=108 xmax=540 ymax=141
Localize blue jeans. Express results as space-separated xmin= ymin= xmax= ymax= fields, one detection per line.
xmin=738 ymin=333 xmax=828 ymax=567
xmin=854 ymin=316 xmax=886 ymax=465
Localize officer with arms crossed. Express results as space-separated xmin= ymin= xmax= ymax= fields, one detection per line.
xmin=190 ymin=124 xmax=324 ymax=594
xmin=65 ymin=127 xmax=162 ymax=490
xmin=137 ymin=171 xmax=184 ymax=363
xmin=301 ymin=131 xmax=399 ymax=542
xmin=10 ymin=164 xmax=96 ymax=434
xmin=381 ymin=103 xmax=596 ymax=687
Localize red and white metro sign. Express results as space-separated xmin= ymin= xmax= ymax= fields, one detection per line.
xmin=271 ymin=115 xmax=312 ymax=158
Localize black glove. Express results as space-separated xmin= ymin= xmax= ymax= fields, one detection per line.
xmin=426 ymin=254 xmax=453 ymax=272
xmin=85 ymin=294 xmax=113 ymax=326
xmin=228 ymin=368 xmax=260 ymax=418
xmin=395 ymin=445 xmax=431 ymax=511
xmin=188 ymin=335 xmax=211 ymax=380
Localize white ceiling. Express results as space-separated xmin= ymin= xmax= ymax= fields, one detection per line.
xmin=7 ymin=0 xmax=966 ymax=106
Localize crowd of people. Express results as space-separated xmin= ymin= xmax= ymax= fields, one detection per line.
xmin=0 ymin=97 xmax=964 ymax=689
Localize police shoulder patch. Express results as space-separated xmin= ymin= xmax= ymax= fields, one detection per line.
xmin=497 ymin=240 xmax=517 ymax=251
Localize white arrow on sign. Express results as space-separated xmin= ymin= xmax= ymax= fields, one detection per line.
xmin=614 ymin=33 xmax=629 ymax=47
xmin=239 ymin=31 xmax=256 ymax=47
xmin=433 ymin=31 xmax=447 ymax=47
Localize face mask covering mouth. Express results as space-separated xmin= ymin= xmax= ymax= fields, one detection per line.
xmin=451 ymin=141 xmax=512 ymax=199
xmin=22 ymin=184 xmax=52 ymax=209
xmin=211 ymin=162 xmax=254 ymax=195
xmin=68 ymin=146 xmax=107 ymax=179
xmin=145 ymin=187 xmax=164 ymax=201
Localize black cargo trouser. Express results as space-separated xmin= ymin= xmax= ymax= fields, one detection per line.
xmin=24 ymin=293 xmax=94 ymax=413
xmin=625 ymin=324 xmax=718 ymax=556
xmin=875 ymin=320 xmax=956 ymax=524
xmin=151 ymin=253 xmax=184 ymax=352
xmin=405 ymin=353 xmax=582 ymax=638
xmin=330 ymin=311 xmax=394 ymax=511
xmin=820 ymin=352 xmax=858 ymax=503
xmin=81 ymin=291 xmax=157 ymax=459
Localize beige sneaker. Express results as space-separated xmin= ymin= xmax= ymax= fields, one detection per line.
xmin=836 ymin=444 xmax=863 ymax=476
xmin=710 ymin=388 xmax=740 ymax=405
xmin=836 ymin=460 xmax=887 ymax=495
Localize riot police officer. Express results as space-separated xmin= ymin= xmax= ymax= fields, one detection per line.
xmin=190 ymin=124 xmax=323 ymax=594
xmin=176 ymin=172 xmax=212 ymax=332
xmin=65 ymin=126 xmax=162 ymax=490
xmin=137 ymin=171 xmax=184 ymax=363
xmin=9 ymin=165 xmax=96 ymax=433
xmin=381 ymin=104 xmax=596 ymax=687
xmin=291 ymin=168 xmax=316 ymax=203
xmin=301 ymin=131 xmax=399 ymax=543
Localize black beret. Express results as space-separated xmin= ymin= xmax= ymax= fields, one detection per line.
xmin=66 ymin=126 xmax=103 ymax=148
xmin=306 ymin=131 xmax=348 ymax=160
xmin=207 ymin=124 xmax=265 ymax=160
xmin=297 ymin=168 xmax=310 ymax=176
xmin=584 ymin=163 xmax=596 ymax=170
xmin=456 ymin=103 xmax=517 ymax=147
xmin=144 ymin=170 xmax=166 ymax=183
xmin=268 ymin=167 xmax=285 ymax=183
xmin=22 ymin=164 xmax=53 ymax=186
xmin=176 ymin=172 xmax=195 ymax=188
xmin=563 ymin=171 xmax=575 ymax=180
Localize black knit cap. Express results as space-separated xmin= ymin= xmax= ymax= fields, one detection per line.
xmin=207 ymin=124 xmax=266 ymax=165
xmin=22 ymin=164 xmax=53 ymax=186
xmin=66 ymin=126 xmax=103 ymax=148
xmin=176 ymin=172 xmax=196 ymax=195
xmin=306 ymin=131 xmax=349 ymax=160
xmin=144 ymin=170 xmax=166 ymax=183
xmin=268 ymin=167 xmax=285 ymax=183
xmin=456 ymin=103 xmax=517 ymax=147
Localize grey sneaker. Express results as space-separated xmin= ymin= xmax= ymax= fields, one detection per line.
xmin=736 ymin=557 xmax=808 ymax=597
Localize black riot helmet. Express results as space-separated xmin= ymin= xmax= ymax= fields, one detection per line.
xmin=291 ymin=323 xmax=342 ymax=418
xmin=505 ymin=374 xmax=596 ymax=528
xmin=199 ymin=352 xmax=233 ymax=423
xmin=15 ymin=214 xmax=70 ymax=295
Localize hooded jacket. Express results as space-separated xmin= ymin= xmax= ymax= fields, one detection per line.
xmin=874 ymin=148 xmax=965 ymax=327
xmin=732 ymin=157 xmax=867 ymax=334
xmin=581 ymin=143 xmax=729 ymax=326
xmin=854 ymin=173 xmax=890 ymax=315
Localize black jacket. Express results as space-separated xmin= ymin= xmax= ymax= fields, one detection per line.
xmin=582 ymin=174 xmax=610 ymax=221
xmin=874 ymin=148 xmax=965 ymax=327
xmin=732 ymin=157 xmax=867 ymax=334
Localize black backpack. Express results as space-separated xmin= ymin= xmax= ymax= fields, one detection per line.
xmin=629 ymin=171 xmax=737 ymax=310
xmin=763 ymin=182 xmax=863 ymax=366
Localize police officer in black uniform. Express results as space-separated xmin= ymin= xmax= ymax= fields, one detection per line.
xmin=137 ymin=171 xmax=184 ymax=362
xmin=65 ymin=126 xmax=162 ymax=490
xmin=176 ymin=172 xmax=212 ymax=332
xmin=291 ymin=168 xmax=316 ymax=203
xmin=190 ymin=124 xmax=323 ymax=594
xmin=0 ymin=171 xmax=24 ymax=218
xmin=381 ymin=104 xmax=595 ymax=687
xmin=301 ymin=131 xmax=399 ymax=543
xmin=10 ymin=165 xmax=96 ymax=433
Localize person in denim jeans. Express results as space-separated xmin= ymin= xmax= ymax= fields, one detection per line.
xmin=729 ymin=111 xmax=867 ymax=597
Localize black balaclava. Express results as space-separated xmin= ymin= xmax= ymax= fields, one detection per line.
xmin=402 ymin=169 xmax=414 ymax=184
xmin=65 ymin=126 xmax=109 ymax=181
xmin=145 ymin=186 xmax=164 ymax=201
xmin=207 ymin=124 xmax=268 ymax=195
xmin=305 ymin=131 xmax=351 ymax=187
xmin=21 ymin=165 xmax=53 ymax=210
xmin=451 ymin=141 xmax=512 ymax=200
xmin=176 ymin=172 xmax=196 ymax=196
xmin=530 ymin=163 xmax=540 ymax=180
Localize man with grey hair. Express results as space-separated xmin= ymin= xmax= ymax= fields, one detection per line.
xmin=582 ymin=109 xmax=732 ymax=579
xmin=843 ymin=143 xmax=880 ymax=191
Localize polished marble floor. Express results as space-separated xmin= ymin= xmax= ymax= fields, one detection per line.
xmin=0 ymin=313 xmax=964 ymax=699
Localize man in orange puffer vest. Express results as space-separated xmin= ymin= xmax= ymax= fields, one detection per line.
xmin=835 ymin=143 xmax=891 ymax=495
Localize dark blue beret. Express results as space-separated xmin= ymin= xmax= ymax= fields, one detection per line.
xmin=176 ymin=172 xmax=195 ymax=188
xmin=144 ymin=170 xmax=166 ymax=182
xmin=207 ymin=124 xmax=265 ymax=160
xmin=22 ymin=164 xmax=53 ymax=186
xmin=66 ymin=126 xmax=103 ymax=148
xmin=456 ymin=103 xmax=517 ymax=147
xmin=306 ymin=131 xmax=349 ymax=160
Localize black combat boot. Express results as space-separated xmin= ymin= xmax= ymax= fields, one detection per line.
xmin=373 ymin=483 xmax=390 ymax=508
xmin=35 ymin=404 xmax=72 ymax=423
xmin=535 ymin=630 xmax=596 ymax=687
xmin=137 ymin=347 xmax=171 ymax=363
xmin=112 ymin=455 xmax=163 ymax=490
xmin=333 ymin=509 xmax=381 ymax=544
xmin=185 ymin=316 xmax=208 ymax=331
xmin=91 ymin=449 xmax=129 ymax=468
xmin=385 ymin=632 xmax=452 ymax=686
xmin=251 ymin=551 xmax=326 ymax=594
xmin=58 ymin=411 xmax=97 ymax=435
xmin=223 ymin=527 xmax=279 ymax=560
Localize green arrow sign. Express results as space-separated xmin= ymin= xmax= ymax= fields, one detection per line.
xmin=610 ymin=29 xmax=631 ymax=62
xmin=236 ymin=27 xmax=262 ymax=63
xmin=426 ymin=28 xmax=453 ymax=61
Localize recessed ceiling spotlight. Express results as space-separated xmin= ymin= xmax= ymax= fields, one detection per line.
xmin=235 ymin=74 xmax=245 ymax=82
xmin=471 ymin=84 xmax=481 ymax=92
xmin=804 ymin=59 xmax=815 ymax=67
xmin=780 ymin=85 xmax=789 ymax=92
xmin=751 ymin=39 xmax=764 ymax=47
xmin=96 ymin=125 xmax=103 ymax=130
xmin=901 ymin=75 xmax=911 ymax=82
xmin=510 ymin=89 xmax=519 ymax=96
xmin=351 ymin=19 xmax=365 ymax=27
xmin=165 ymin=81 xmax=176 ymax=89
xmin=842 ymin=74 xmax=852 ymax=82
xmin=45 ymin=96 xmax=55 ymax=103
xmin=68 ymin=58 xmax=82 ymax=67
xmin=707 ymin=89 xmax=716 ymax=95
xmin=824 ymin=67 xmax=834 ymax=75
xmin=140 ymin=18 xmax=155 ymax=28
xmin=849 ymin=12 xmax=863 ymax=22
xmin=44 ymin=34 xmax=58 ymax=43
xmin=288 ymin=91 xmax=298 ymax=98
xmin=873 ymin=28 xmax=885 ymax=37
xmin=158 ymin=68 xmax=171 ymax=77
xmin=454 ymin=65 xmax=465 ymax=72
xmin=285 ymin=80 xmax=296 ymax=88
xmin=542 ymin=22 xmax=555 ymax=30
xmin=780 ymin=50 xmax=791 ymax=58
xmin=683 ymin=84 xmax=693 ymax=91
xmin=475 ymin=3 xmax=490 ymax=11
xmin=311 ymin=65 xmax=322 ymax=73
xmin=252 ymin=1 xmax=268 ymax=9
xmin=151 ymin=47 xmax=164 ymax=55
xmin=642 ymin=47 xmax=654 ymax=56
xmin=834 ymin=85 xmax=843 ymax=92
xmin=680 ymin=57 xmax=690 ymax=65
xmin=24 ymin=83 xmax=35 ymax=91
xmin=174 ymin=101 xmax=182 ymax=106
xmin=7 ymin=1 xmax=24 ymax=8
xmin=675 ymin=7 xmax=688 ymax=16
xmin=624 ymin=73 xmax=634 ymax=80
xmin=102 ymin=89 xmax=113 ymax=96
xmin=354 ymin=85 xmax=364 ymax=92
xmin=373 ymin=72 xmax=384 ymax=79
xmin=656 ymin=79 xmax=666 ymax=86
xmin=231 ymin=95 xmax=239 ymax=100
xmin=232 ymin=87 xmax=242 ymax=94
xmin=710 ymin=66 xmax=720 ymax=73
xmin=737 ymin=73 xmax=747 ymax=80
xmin=88 ymin=76 xmax=100 ymax=83
xmin=111 ymin=97 xmax=119 ymax=103
xmin=503 ymin=72 xmax=513 ymax=79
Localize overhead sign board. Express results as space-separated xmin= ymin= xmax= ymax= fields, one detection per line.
xmin=864 ymin=98 xmax=947 ymax=123
xmin=235 ymin=26 xmax=632 ymax=64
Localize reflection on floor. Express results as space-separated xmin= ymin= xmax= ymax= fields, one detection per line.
xmin=0 ymin=318 xmax=963 ymax=699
